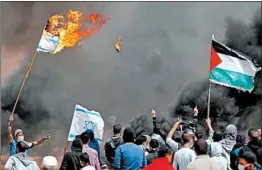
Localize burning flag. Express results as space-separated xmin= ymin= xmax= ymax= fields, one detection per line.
xmin=114 ymin=35 xmax=123 ymax=53
xmin=209 ymin=35 xmax=261 ymax=92
xmin=37 ymin=9 xmax=107 ymax=54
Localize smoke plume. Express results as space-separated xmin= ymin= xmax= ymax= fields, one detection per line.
xmin=1 ymin=2 xmax=260 ymax=156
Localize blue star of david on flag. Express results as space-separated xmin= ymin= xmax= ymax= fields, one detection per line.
xmin=49 ymin=36 xmax=60 ymax=45
xmin=83 ymin=120 xmax=98 ymax=131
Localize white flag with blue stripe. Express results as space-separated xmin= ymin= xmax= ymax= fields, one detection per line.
xmin=68 ymin=104 xmax=104 ymax=142
xmin=37 ymin=29 xmax=60 ymax=53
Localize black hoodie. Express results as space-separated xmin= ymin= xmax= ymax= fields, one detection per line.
xmin=239 ymin=140 xmax=262 ymax=166
xmin=60 ymin=138 xmax=83 ymax=170
xmin=104 ymin=134 xmax=123 ymax=164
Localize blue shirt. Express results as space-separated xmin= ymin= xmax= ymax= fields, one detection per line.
xmin=10 ymin=139 xmax=33 ymax=156
xmin=112 ymin=143 xmax=147 ymax=170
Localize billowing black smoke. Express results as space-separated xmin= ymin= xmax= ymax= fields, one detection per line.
xmin=172 ymin=9 xmax=261 ymax=131
xmin=130 ymin=8 xmax=261 ymax=138
xmin=1 ymin=2 xmax=260 ymax=156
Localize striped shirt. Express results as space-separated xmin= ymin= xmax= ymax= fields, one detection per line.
xmin=82 ymin=144 xmax=101 ymax=170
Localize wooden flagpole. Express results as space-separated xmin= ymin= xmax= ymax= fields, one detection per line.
xmin=10 ymin=51 xmax=38 ymax=117
xmin=207 ymin=81 xmax=211 ymax=118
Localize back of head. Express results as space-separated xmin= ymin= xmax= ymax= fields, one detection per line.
xmin=79 ymin=132 xmax=90 ymax=144
xmin=42 ymin=156 xmax=58 ymax=170
xmin=242 ymin=151 xmax=257 ymax=164
xmin=84 ymin=129 xmax=95 ymax=140
xmin=135 ymin=135 xmax=147 ymax=145
xmin=236 ymin=134 xmax=246 ymax=146
xmin=194 ymin=139 xmax=208 ymax=155
xmin=79 ymin=153 xmax=90 ymax=165
xmin=149 ymin=139 xmax=159 ymax=150
xmin=248 ymin=128 xmax=260 ymax=141
xmin=196 ymin=132 xmax=203 ymax=139
xmin=158 ymin=145 xmax=173 ymax=158
xmin=113 ymin=124 xmax=122 ymax=135
xmin=123 ymin=127 xmax=135 ymax=143
xmin=182 ymin=133 xmax=193 ymax=144
xmin=16 ymin=141 xmax=28 ymax=153
xmin=71 ymin=138 xmax=83 ymax=152
xmin=213 ymin=130 xmax=223 ymax=142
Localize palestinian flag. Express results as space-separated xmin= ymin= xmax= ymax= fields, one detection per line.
xmin=209 ymin=35 xmax=261 ymax=92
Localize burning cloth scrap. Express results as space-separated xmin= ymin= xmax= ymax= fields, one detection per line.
xmin=209 ymin=35 xmax=261 ymax=92
xmin=68 ymin=104 xmax=104 ymax=142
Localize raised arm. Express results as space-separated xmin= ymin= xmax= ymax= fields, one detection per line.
xmin=205 ymin=118 xmax=214 ymax=144
xmin=166 ymin=119 xmax=181 ymax=151
xmin=32 ymin=134 xmax=50 ymax=147
xmin=8 ymin=115 xmax=14 ymax=143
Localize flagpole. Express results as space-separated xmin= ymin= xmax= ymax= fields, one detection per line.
xmin=10 ymin=51 xmax=38 ymax=117
xmin=207 ymin=81 xmax=211 ymax=118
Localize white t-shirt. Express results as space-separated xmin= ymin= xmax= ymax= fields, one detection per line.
xmin=173 ymin=148 xmax=196 ymax=170
xmin=81 ymin=166 xmax=96 ymax=170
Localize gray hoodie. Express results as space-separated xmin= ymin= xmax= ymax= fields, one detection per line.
xmin=210 ymin=142 xmax=227 ymax=170
xmin=5 ymin=153 xmax=40 ymax=170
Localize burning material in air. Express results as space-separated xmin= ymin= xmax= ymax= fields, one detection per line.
xmin=45 ymin=9 xmax=108 ymax=54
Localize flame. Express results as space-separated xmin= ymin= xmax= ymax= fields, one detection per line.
xmin=45 ymin=9 xmax=108 ymax=54
xmin=114 ymin=35 xmax=123 ymax=53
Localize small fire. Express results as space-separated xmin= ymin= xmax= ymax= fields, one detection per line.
xmin=45 ymin=9 xmax=108 ymax=54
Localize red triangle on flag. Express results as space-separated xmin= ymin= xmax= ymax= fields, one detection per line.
xmin=210 ymin=46 xmax=222 ymax=72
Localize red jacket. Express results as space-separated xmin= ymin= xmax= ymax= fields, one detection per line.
xmin=143 ymin=158 xmax=175 ymax=170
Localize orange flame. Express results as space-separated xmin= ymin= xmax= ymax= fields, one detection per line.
xmin=45 ymin=9 xmax=108 ymax=54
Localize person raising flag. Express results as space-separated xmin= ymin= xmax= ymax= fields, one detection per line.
xmin=8 ymin=114 xmax=51 ymax=156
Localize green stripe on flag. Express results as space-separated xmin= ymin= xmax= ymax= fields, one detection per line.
xmin=209 ymin=67 xmax=254 ymax=92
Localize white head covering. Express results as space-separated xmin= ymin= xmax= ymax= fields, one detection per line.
xmin=42 ymin=156 xmax=58 ymax=170
xmin=14 ymin=129 xmax=23 ymax=137
xmin=210 ymin=142 xmax=223 ymax=157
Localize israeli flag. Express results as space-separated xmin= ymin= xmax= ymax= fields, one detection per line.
xmin=68 ymin=104 xmax=104 ymax=142
xmin=37 ymin=29 xmax=60 ymax=53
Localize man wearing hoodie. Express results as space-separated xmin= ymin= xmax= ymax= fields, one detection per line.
xmin=239 ymin=129 xmax=261 ymax=166
xmin=210 ymin=142 xmax=228 ymax=170
xmin=104 ymin=124 xmax=123 ymax=164
xmin=60 ymin=138 xmax=83 ymax=170
xmin=5 ymin=141 xmax=40 ymax=170
xmin=220 ymin=124 xmax=238 ymax=170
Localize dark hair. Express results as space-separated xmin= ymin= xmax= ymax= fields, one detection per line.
xmin=194 ymin=139 xmax=208 ymax=155
xmin=16 ymin=141 xmax=28 ymax=153
xmin=79 ymin=132 xmax=90 ymax=144
xmin=79 ymin=153 xmax=90 ymax=165
xmin=149 ymin=139 xmax=159 ymax=149
xmin=242 ymin=151 xmax=257 ymax=164
xmin=123 ymin=127 xmax=135 ymax=143
xmin=236 ymin=134 xmax=246 ymax=146
xmin=158 ymin=145 xmax=173 ymax=158
xmin=135 ymin=135 xmax=147 ymax=145
xmin=182 ymin=133 xmax=193 ymax=144
xmin=84 ymin=129 xmax=95 ymax=140
xmin=196 ymin=132 xmax=203 ymax=139
xmin=113 ymin=124 xmax=122 ymax=135
xmin=71 ymin=138 xmax=83 ymax=153
xmin=213 ymin=130 xmax=223 ymax=142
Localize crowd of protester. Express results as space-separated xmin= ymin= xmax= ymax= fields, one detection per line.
xmin=3 ymin=108 xmax=262 ymax=170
